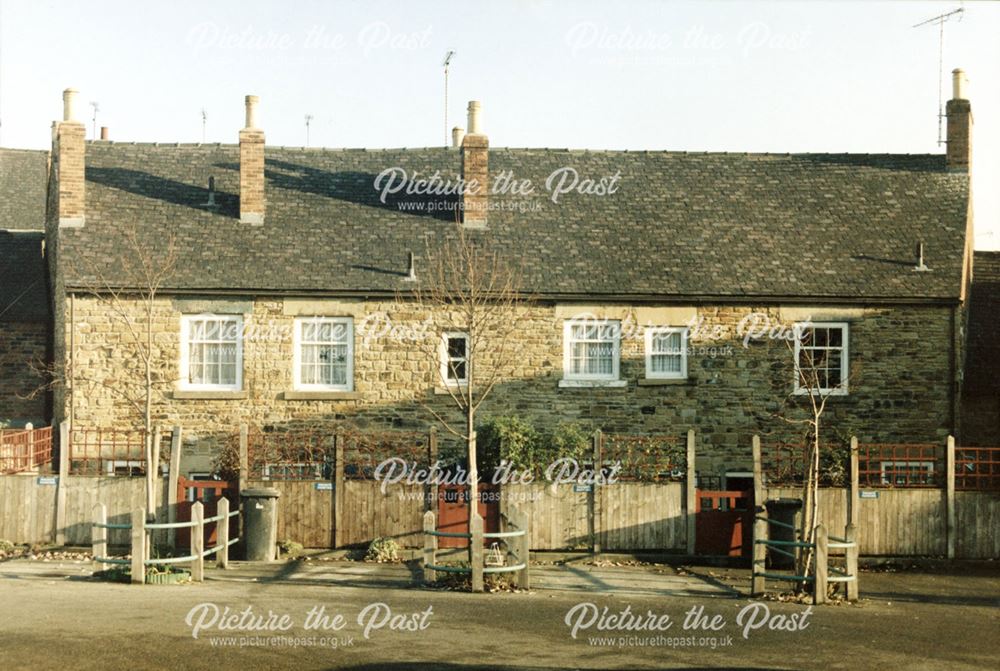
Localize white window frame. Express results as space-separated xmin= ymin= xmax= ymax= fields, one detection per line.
xmin=644 ymin=326 xmax=688 ymax=380
xmin=880 ymin=460 xmax=935 ymax=486
xmin=793 ymin=321 xmax=849 ymax=396
xmin=440 ymin=331 xmax=470 ymax=386
xmin=179 ymin=314 xmax=244 ymax=391
xmin=292 ymin=317 xmax=354 ymax=392
xmin=561 ymin=319 xmax=623 ymax=385
xmin=262 ymin=462 xmax=325 ymax=481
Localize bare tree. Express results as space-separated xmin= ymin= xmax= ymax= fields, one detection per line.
xmin=400 ymin=222 xmax=529 ymax=533
xmin=36 ymin=224 xmax=178 ymax=529
xmin=745 ymin=321 xmax=856 ymax=590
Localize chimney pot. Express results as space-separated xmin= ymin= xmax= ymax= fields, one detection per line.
xmin=62 ymin=88 xmax=78 ymax=122
xmin=245 ymin=95 xmax=260 ymax=129
xmin=467 ymin=101 xmax=482 ymax=135
xmin=452 ymin=127 xmax=466 ymax=148
xmin=100 ymin=126 xmax=109 ymax=140
xmin=952 ymin=68 xmax=968 ymax=100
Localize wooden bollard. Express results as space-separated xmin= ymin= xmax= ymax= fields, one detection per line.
xmin=751 ymin=513 xmax=767 ymax=596
xmin=814 ymin=524 xmax=828 ymax=605
xmin=423 ymin=510 xmax=436 ymax=583
xmin=131 ymin=507 xmax=146 ymax=585
xmin=846 ymin=523 xmax=859 ymax=601
xmin=191 ymin=501 xmax=204 ymax=582
xmin=92 ymin=503 xmax=107 ymax=573
xmin=516 ymin=508 xmax=530 ymax=590
xmin=470 ymin=513 xmax=484 ymax=593
xmin=217 ymin=498 xmax=230 ymax=569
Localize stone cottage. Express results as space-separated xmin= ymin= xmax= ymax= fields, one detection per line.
xmin=24 ymin=69 xmax=979 ymax=479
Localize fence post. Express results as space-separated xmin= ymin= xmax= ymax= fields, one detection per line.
xmin=751 ymin=435 xmax=766 ymax=596
xmin=167 ymin=426 xmax=182 ymax=549
xmin=217 ymin=497 xmax=230 ymax=569
xmin=56 ymin=420 xmax=71 ymax=546
xmin=423 ymin=510 xmax=436 ymax=583
xmin=92 ymin=503 xmax=107 ymax=572
xmin=516 ymin=507 xmax=531 ymax=590
xmin=845 ymin=522 xmax=859 ymax=601
xmin=427 ymin=426 xmax=438 ymax=513
xmin=686 ymin=429 xmax=697 ymax=555
xmin=591 ymin=429 xmax=603 ymax=554
xmin=334 ymin=433 xmax=345 ymax=549
xmin=946 ymin=435 xmax=956 ymax=560
xmin=26 ymin=423 xmax=34 ymax=470
xmin=814 ymin=523 xmax=828 ymax=605
xmin=191 ymin=501 xmax=204 ymax=582
xmin=470 ymin=513 xmax=484 ymax=592
xmin=849 ymin=436 xmax=859 ymax=528
xmin=238 ymin=424 xmax=249 ymax=490
xmin=131 ymin=507 xmax=146 ymax=585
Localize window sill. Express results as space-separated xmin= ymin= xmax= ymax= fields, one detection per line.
xmin=637 ymin=378 xmax=690 ymax=386
xmin=558 ymin=379 xmax=628 ymax=389
xmin=283 ymin=391 xmax=362 ymax=401
xmin=433 ymin=385 xmax=468 ymax=395
xmin=172 ymin=390 xmax=247 ymax=400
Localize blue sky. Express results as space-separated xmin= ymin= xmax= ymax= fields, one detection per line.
xmin=2 ymin=0 xmax=998 ymax=247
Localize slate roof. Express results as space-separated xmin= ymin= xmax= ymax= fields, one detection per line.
xmin=0 ymin=149 xmax=48 ymax=231
xmin=56 ymin=142 xmax=969 ymax=301
xmin=964 ymin=251 xmax=1000 ymax=394
xmin=0 ymin=231 xmax=49 ymax=322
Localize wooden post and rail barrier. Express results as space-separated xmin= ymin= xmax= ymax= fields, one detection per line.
xmin=91 ymin=499 xmax=239 ymax=585
xmin=422 ymin=507 xmax=530 ymax=592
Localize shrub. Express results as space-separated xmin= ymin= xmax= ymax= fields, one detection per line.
xmin=278 ymin=539 xmax=304 ymax=558
xmin=477 ymin=416 xmax=540 ymax=474
xmin=542 ymin=422 xmax=592 ymax=462
xmin=365 ymin=537 xmax=400 ymax=563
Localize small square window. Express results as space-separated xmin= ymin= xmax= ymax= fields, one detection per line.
xmin=645 ymin=327 xmax=688 ymax=379
xmin=441 ymin=332 xmax=469 ymax=385
xmin=794 ymin=322 xmax=849 ymax=395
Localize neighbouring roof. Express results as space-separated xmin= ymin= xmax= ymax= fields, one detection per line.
xmin=964 ymin=251 xmax=1000 ymax=394
xmin=0 ymin=148 xmax=48 ymax=231
xmin=55 ymin=142 xmax=969 ymax=301
xmin=0 ymin=231 xmax=49 ymax=322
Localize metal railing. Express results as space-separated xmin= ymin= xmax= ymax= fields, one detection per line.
xmin=422 ymin=507 xmax=530 ymax=591
xmin=91 ymin=499 xmax=240 ymax=584
xmin=751 ymin=513 xmax=858 ymax=605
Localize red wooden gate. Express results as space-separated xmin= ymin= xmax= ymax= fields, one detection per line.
xmin=177 ymin=477 xmax=237 ymax=548
xmin=436 ymin=484 xmax=500 ymax=548
xmin=695 ymin=489 xmax=753 ymax=556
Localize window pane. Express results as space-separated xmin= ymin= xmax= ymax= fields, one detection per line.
xmin=447 ymin=337 xmax=467 ymax=358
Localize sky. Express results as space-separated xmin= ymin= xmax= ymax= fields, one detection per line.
xmin=1 ymin=0 xmax=998 ymax=248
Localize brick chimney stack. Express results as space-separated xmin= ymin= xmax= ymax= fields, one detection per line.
xmin=946 ymin=68 xmax=972 ymax=172
xmin=461 ymin=101 xmax=488 ymax=227
xmin=53 ymin=88 xmax=86 ymax=228
xmin=239 ymin=95 xmax=265 ymax=225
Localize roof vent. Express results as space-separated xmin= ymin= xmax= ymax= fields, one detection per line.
xmin=404 ymin=252 xmax=417 ymax=282
xmin=201 ymin=176 xmax=218 ymax=208
xmin=913 ymin=241 xmax=931 ymax=272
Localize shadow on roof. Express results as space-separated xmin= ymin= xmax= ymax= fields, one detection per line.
xmin=212 ymin=158 xmax=459 ymax=222
xmin=86 ymin=167 xmax=239 ymax=217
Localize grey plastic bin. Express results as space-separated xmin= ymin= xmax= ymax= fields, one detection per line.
xmin=241 ymin=488 xmax=281 ymax=561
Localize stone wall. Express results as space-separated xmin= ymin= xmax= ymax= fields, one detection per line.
xmin=0 ymin=321 xmax=47 ymax=426
xmin=57 ymin=294 xmax=958 ymax=476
